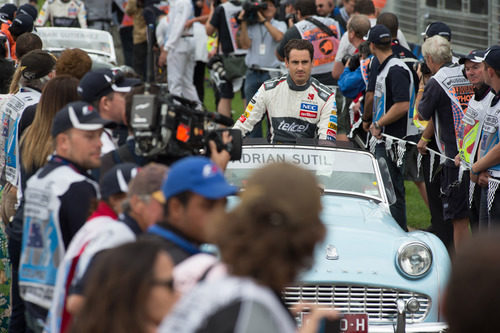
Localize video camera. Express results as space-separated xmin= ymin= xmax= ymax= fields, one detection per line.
xmin=130 ymin=91 xmax=242 ymax=164
xmin=240 ymin=0 xmax=268 ymax=25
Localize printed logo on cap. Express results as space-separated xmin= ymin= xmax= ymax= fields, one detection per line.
xmin=202 ymin=164 xmax=219 ymax=178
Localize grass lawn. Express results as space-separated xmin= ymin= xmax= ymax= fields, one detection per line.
xmin=203 ymin=78 xmax=432 ymax=230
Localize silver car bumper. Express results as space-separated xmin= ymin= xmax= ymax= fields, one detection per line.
xmin=369 ymin=322 xmax=448 ymax=332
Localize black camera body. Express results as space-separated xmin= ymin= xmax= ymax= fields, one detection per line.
xmin=414 ymin=61 xmax=431 ymax=75
xmin=342 ymin=53 xmax=361 ymax=72
xmin=241 ymin=1 xmax=268 ymax=25
xmin=207 ymin=55 xmax=228 ymax=81
xmin=130 ymin=92 xmax=242 ymax=164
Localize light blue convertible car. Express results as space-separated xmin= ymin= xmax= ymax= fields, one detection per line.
xmin=225 ymin=143 xmax=450 ymax=333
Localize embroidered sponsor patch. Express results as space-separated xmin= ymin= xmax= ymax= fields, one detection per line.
xmin=300 ymin=111 xmax=317 ymax=118
xmin=328 ymin=122 xmax=337 ymax=130
xmin=239 ymin=115 xmax=247 ymax=123
xmin=247 ymin=104 xmax=253 ymax=112
xmin=327 ymin=129 xmax=336 ymax=137
xmin=330 ymin=115 xmax=337 ymax=123
xmin=300 ymin=103 xmax=318 ymax=112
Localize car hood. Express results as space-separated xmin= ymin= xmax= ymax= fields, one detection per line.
xmin=300 ymin=195 xmax=450 ymax=293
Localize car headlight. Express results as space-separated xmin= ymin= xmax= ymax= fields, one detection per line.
xmin=396 ymin=242 xmax=432 ymax=278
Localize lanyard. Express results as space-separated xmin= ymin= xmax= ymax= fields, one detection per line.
xmin=50 ymin=155 xmax=84 ymax=174
xmin=148 ymin=224 xmax=201 ymax=255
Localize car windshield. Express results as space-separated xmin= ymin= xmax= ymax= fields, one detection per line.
xmin=225 ymin=146 xmax=382 ymax=200
xmin=37 ymin=28 xmax=113 ymax=57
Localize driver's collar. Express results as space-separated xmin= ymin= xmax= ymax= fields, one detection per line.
xmin=287 ymin=75 xmax=311 ymax=91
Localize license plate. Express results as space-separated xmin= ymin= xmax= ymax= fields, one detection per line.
xmin=340 ymin=314 xmax=368 ymax=333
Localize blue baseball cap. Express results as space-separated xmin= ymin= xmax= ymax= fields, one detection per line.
xmin=160 ymin=156 xmax=237 ymax=201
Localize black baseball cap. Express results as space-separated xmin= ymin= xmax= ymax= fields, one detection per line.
xmin=458 ymin=49 xmax=486 ymax=65
xmin=19 ymin=49 xmax=56 ymax=80
xmin=100 ymin=163 xmax=138 ymax=200
xmin=9 ymin=13 xmax=33 ymax=37
xmin=78 ymin=69 xmax=141 ymax=103
xmin=18 ymin=4 xmax=38 ymax=21
xmin=364 ymin=24 xmax=392 ymax=45
xmin=422 ymin=22 xmax=451 ymax=41
xmin=0 ymin=4 xmax=17 ymax=22
xmin=481 ymin=45 xmax=500 ymax=71
xmin=51 ymin=101 xmax=114 ymax=137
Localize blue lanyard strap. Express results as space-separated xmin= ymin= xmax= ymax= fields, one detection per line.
xmin=50 ymin=155 xmax=83 ymax=174
xmin=148 ymin=224 xmax=201 ymax=255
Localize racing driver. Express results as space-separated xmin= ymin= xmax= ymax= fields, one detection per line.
xmin=36 ymin=0 xmax=87 ymax=28
xmin=233 ymin=39 xmax=337 ymax=143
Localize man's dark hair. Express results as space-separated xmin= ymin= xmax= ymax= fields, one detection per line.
xmin=295 ymin=0 xmax=316 ymax=17
xmin=354 ymin=0 xmax=375 ymax=15
xmin=163 ymin=191 xmax=193 ymax=219
xmin=15 ymin=32 xmax=42 ymax=59
xmin=372 ymin=41 xmax=392 ymax=52
xmin=376 ymin=12 xmax=398 ymax=38
xmin=284 ymin=39 xmax=314 ymax=60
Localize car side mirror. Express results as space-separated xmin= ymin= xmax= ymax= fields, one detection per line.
xmin=377 ymin=157 xmax=397 ymax=206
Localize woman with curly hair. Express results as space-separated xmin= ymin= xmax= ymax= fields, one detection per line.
xmin=160 ymin=162 xmax=335 ymax=332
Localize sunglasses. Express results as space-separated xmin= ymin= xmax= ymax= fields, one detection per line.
xmin=152 ymin=278 xmax=175 ymax=291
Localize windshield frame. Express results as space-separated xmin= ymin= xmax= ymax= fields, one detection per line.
xmin=226 ymin=144 xmax=389 ymax=205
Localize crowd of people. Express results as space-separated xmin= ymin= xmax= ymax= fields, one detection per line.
xmin=0 ymin=0 xmax=497 ymax=332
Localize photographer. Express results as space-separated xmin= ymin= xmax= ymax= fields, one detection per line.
xmin=237 ymin=0 xmax=286 ymax=137
xmin=276 ymin=0 xmax=340 ymax=87
xmin=337 ymin=14 xmax=370 ymax=112
xmin=417 ymin=35 xmax=474 ymax=250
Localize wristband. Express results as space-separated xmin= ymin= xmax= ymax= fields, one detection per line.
xmin=373 ymin=121 xmax=381 ymax=130
xmin=471 ymin=169 xmax=480 ymax=176
xmin=418 ymin=88 xmax=424 ymax=93
xmin=420 ymin=136 xmax=431 ymax=143
xmin=362 ymin=119 xmax=371 ymax=122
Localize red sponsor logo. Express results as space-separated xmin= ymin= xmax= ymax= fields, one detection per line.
xmin=308 ymin=93 xmax=314 ymax=100
xmin=239 ymin=115 xmax=247 ymax=123
xmin=300 ymin=111 xmax=318 ymax=119
xmin=327 ymin=129 xmax=336 ymax=136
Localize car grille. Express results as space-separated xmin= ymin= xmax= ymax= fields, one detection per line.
xmin=283 ymin=284 xmax=431 ymax=323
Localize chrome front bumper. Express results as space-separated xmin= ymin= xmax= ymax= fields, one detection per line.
xmin=369 ymin=322 xmax=448 ymax=332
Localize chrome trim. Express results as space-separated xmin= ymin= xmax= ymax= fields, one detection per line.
xmin=283 ymin=285 xmax=431 ymax=323
xmin=368 ymin=322 xmax=448 ymax=333
xmin=396 ymin=241 xmax=433 ymax=279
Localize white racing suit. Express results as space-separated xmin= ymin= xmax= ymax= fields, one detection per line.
xmin=234 ymin=75 xmax=337 ymax=143
xmin=36 ymin=0 xmax=87 ymax=28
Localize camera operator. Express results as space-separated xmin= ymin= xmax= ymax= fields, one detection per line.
xmin=237 ymin=0 xmax=286 ymax=137
xmin=234 ymin=39 xmax=337 ymax=143
xmin=101 ymin=85 xmax=234 ymax=174
xmin=206 ymin=0 xmax=248 ymax=118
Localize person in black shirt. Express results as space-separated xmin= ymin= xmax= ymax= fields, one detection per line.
xmin=367 ymin=24 xmax=413 ymax=230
